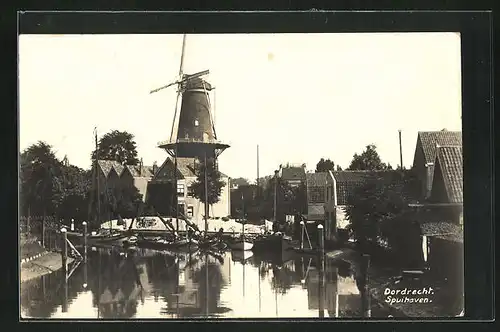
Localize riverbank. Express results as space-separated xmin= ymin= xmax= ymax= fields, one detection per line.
xmin=21 ymin=252 xmax=75 ymax=283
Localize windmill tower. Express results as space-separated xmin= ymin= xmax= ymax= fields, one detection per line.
xmin=150 ymin=34 xmax=230 ymax=233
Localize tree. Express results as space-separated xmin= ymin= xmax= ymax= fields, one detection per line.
xmin=344 ymin=169 xmax=423 ymax=267
xmin=231 ymin=177 xmax=250 ymax=187
xmin=20 ymin=141 xmax=64 ymax=217
xmin=56 ymin=165 xmax=92 ymax=222
xmin=190 ymin=157 xmax=226 ymax=206
xmin=315 ymin=158 xmax=335 ymax=173
xmin=105 ymin=186 xmax=144 ymax=219
xmin=259 ymin=176 xmax=306 ymax=221
xmin=347 ymin=144 xmax=388 ymax=171
xmin=91 ymin=130 xmax=140 ymax=166
xmin=336 ymin=165 xmax=343 ymax=171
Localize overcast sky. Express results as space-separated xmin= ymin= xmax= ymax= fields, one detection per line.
xmin=19 ymin=33 xmax=462 ymax=181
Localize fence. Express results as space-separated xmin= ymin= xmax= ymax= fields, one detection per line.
xmin=20 ymin=216 xmax=64 ymax=252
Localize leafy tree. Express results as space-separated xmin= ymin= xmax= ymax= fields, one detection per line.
xmin=56 ymin=165 xmax=92 ymax=222
xmin=20 ymin=141 xmax=64 ymax=217
xmin=191 ymin=157 xmax=226 ymax=207
xmin=347 ymin=144 xmax=388 ymax=171
xmin=91 ymin=130 xmax=140 ymax=166
xmin=344 ymin=169 xmax=423 ymax=267
xmin=315 ymin=158 xmax=336 ymax=173
xmin=105 ymin=186 xmax=144 ymax=219
xmin=336 ymin=165 xmax=343 ymax=171
xmin=259 ymin=175 xmax=306 ymax=221
xmin=231 ymin=177 xmax=250 ymax=187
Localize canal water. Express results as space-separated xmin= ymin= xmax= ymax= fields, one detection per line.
xmin=20 ymin=248 xmax=390 ymax=319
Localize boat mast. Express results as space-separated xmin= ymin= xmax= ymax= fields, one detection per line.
xmin=241 ymin=192 xmax=245 ymax=238
xmin=204 ymin=151 xmax=209 ymax=238
xmin=95 ymin=128 xmax=101 ymax=228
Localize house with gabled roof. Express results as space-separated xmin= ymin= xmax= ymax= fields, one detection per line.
xmin=412 ymin=129 xmax=462 ymax=200
xmin=95 ymin=160 xmax=156 ymax=203
xmin=410 ymin=145 xmax=463 ymax=288
xmin=305 ymin=171 xmax=336 ymax=240
xmin=280 ymin=164 xmax=307 ymax=187
xmin=148 ymin=157 xmax=231 ymax=223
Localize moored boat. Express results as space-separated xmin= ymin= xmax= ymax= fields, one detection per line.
xmin=252 ymin=232 xmax=294 ymax=253
xmin=229 ymin=239 xmax=253 ymax=251
xmin=231 ymin=249 xmax=254 ymax=263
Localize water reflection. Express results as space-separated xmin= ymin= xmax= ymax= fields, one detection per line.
xmin=21 ymin=248 xmax=384 ymax=319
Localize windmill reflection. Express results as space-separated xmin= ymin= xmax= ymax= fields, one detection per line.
xmin=161 ymin=251 xmax=230 ymax=318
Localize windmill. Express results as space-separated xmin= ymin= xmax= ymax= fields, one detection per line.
xmin=149 ymin=34 xmax=230 ymax=236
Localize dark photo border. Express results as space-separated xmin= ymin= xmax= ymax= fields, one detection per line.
xmin=8 ymin=8 xmax=494 ymax=332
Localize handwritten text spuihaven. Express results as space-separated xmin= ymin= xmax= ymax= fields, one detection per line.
xmin=384 ymin=287 xmax=435 ymax=305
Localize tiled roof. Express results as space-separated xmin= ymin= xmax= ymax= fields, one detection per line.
xmin=418 ymin=130 xmax=462 ymax=164
xmin=419 ymin=221 xmax=463 ymax=243
xmin=281 ymin=166 xmax=306 ymax=182
xmin=97 ymin=160 xmax=124 ymax=177
xmin=435 ymin=146 xmax=463 ymax=203
xmin=306 ymin=172 xmax=330 ymax=187
xmin=333 ymin=171 xmax=404 ymax=205
xmin=176 ymin=158 xmax=197 ymax=177
xmin=125 ymin=165 xmax=155 ymax=178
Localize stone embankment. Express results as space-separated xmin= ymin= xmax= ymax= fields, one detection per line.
xmin=20 ymin=239 xmax=75 ymax=283
xmin=21 ymin=252 xmax=75 ymax=283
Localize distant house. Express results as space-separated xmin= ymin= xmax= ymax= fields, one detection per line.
xmin=412 ymin=130 xmax=462 ymax=200
xmin=95 ymin=160 xmax=155 ymax=202
xmin=149 ymin=157 xmax=231 ymax=221
xmin=230 ymin=184 xmax=259 ymax=219
xmin=280 ymin=165 xmax=306 ymax=187
xmin=305 ymin=171 xmax=336 ymax=240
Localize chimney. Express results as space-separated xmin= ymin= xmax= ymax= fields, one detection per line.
xmin=398 ymin=129 xmax=403 ymax=170
xmin=152 ymin=161 xmax=158 ymax=176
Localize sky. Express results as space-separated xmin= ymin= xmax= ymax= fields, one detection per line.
xmin=19 ymin=33 xmax=462 ymax=181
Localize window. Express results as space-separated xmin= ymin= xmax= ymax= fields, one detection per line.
xmin=187 ymin=185 xmax=195 ymax=197
xmin=177 ymin=183 xmax=185 ymax=196
xmin=187 ymin=206 xmax=194 ymax=218
xmin=194 ymin=119 xmax=199 ymax=126
xmin=177 ymin=204 xmax=185 ymax=216
xmin=309 ymin=187 xmax=325 ymax=203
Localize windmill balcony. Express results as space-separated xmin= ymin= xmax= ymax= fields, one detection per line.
xmin=157 ymin=137 xmax=224 ymax=146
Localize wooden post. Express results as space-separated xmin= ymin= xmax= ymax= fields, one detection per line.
xmin=83 ymin=259 xmax=88 ymax=290
xmin=61 ymin=227 xmax=68 ymax=313
xmin=42 ymin=211 xmax=46 ymax=248
xmin=300 ymin=221 xmax=305 ymax=249
xmin=318 ymin=255 xmax=325 ymax=318
xmin=83 ymin=222 xmax=88 ymax=263
xmin=317 ymin=224 xmax=326 ymax=317
xmin=361 ymin=254 xmax=371 ymax=318
xmin=318 ymin=224 xmax=324 ymax=255
xmin=61 ymin=227 xmax=68 ymax=272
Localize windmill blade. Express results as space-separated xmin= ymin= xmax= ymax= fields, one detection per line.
xmin=150 ymin=81 xmax=178 ymax=94
xmin=179 ymin=34 xmax=187 ymax=76
xmin=169 ymin=87 xmax=182 ymax=142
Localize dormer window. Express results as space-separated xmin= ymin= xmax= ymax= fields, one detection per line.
xmin=194 ymin=119 xmax=199 ymax=127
